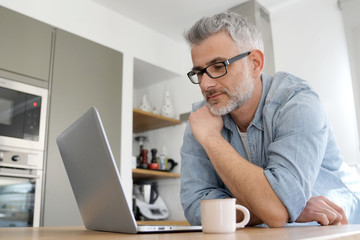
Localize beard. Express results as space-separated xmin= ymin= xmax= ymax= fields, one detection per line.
xmin=203 ymin=67 xmax=254 ymax=116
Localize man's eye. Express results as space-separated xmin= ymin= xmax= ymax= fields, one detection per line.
xmin=211 ymin=63 xmax=225 ymax=71
xmin=214 ymin=65 xmax=224 ymax=70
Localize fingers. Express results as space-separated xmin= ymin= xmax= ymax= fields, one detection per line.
xmin=296 ymin=196 xmax=349 ymax=226
xmin=298 ymin=207 xmax=334 ymax=226
xmin=315 ymin=212 xmax=330 ymax=226
xmin=315 ymin=196 xmax=348 ymax=225
xmin=318 ymin=196 xmax=348 ymax=225
xmin=320 ymin=207 xmax=341 ymax=225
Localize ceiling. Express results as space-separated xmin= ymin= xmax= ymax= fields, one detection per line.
xmin=93 ymin=0 xmax=287 ymax=43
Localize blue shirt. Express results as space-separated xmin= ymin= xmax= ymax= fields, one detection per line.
xmin=180 ymin=72 xmax=360 ymax=225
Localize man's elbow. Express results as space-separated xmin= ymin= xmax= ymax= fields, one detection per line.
xmin=264 ymin=209 xmax=289 ymax=228
xmin=266 ymin=217 xmax=288 ymax=228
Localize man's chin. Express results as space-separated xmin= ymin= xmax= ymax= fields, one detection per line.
xmin=207 ymin=103 xmax=228 ymax=116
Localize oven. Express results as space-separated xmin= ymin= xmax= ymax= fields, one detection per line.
xmin=0 ymin=146 xmax=43 ymax=227
xmin=0 ymin=77 xmax=48 ymax=151
xmin=0 ymin=77 xmax=47 ymax=227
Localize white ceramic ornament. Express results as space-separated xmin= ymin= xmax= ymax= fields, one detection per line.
xmin=161 ymin=89 xmax=174 ymax=118
xmin=139 ymin=94 xmax=152 ymax=112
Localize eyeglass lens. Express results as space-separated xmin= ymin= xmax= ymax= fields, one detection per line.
xmin=189 ymin=62 xmax=227 ymax=84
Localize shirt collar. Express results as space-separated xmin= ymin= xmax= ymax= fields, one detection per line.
xmin=250 ymin=73 xmax=271 ymax=131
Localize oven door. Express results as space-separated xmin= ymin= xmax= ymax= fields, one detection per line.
xmin=0 ymin=176 xmax=36 ymax=227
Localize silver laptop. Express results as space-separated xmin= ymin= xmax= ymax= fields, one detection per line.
xmin=56 ymin=107 xmax=202 ymax=233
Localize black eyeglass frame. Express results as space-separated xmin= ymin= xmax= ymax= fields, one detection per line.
xmin=187 ymin=51 xmax=251 ymax=84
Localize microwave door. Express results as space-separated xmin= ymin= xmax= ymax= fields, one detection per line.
xmin=0 ymin=87 xmax=26 ymax=139
xmin=23 ymin=95 xmax=41 ymax=141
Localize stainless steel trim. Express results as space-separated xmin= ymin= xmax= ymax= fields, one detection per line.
xmin=0 ymin=172 xmax=40 ymax=179
xmin=0 ymin=162 xmax=40 ymax=170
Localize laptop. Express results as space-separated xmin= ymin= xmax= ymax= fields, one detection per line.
xmin=56 ymin=107 xmax=202 ymax=233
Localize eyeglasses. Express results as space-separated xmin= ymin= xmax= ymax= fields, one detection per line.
xmin=187 ymin=51 xmax=251 ymax=84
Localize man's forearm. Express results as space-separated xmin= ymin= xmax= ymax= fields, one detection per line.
xmin=202 ymin=135 xmax=289 ymax=227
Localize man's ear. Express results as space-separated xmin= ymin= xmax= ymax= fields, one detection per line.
xmin=248 ymin=49 xmax=264 ymax=77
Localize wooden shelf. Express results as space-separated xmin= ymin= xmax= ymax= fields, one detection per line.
xmin=132 ymin=168 xmax=180 ymax=180
xmin=133 ymin=108 xmax=182 ymax=133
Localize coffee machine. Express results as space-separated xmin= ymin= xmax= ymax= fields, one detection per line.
xmin=133 ymin=181 xmax=169 ymax=220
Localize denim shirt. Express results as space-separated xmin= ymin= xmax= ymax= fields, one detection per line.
xmin=180 ymin=72 xmax=360 ymax=225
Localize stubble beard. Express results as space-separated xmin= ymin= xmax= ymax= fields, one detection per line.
xmin=204 ymin=68 xmax=254 ymax=116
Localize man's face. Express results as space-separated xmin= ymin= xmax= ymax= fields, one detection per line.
xmin=190 ymin=31 xmax=254 ymax=115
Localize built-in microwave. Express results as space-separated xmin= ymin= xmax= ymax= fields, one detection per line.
xmin=0 ymin=77 xmax=48 ymax=151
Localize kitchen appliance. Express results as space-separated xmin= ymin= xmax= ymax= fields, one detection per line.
xmin=133 ymin=181 xmax=169 ymax=220
xmin=0 ymin=77 xmax=48 ymax=151
xmin=0 ymin=145 xmax=44 ymax=227
xmin=0 ymin=77 xmax=47 ymax=227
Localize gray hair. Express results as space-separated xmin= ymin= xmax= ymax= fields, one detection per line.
xmin=185 ymin=11 xmax=264 ymax=52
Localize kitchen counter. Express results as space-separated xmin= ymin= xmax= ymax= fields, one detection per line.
xmin=1 ymin=225 xmax=360 ymax=240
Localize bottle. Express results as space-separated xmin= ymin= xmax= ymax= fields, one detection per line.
xmin=159 ymin=147 xmax=168 ymax=171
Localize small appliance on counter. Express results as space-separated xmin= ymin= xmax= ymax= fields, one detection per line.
xmin=133 ymin=181 xmax=169 ymax=221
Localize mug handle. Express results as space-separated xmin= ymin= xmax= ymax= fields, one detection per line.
xmin=235 ymin=205 xmax=250 ymax=228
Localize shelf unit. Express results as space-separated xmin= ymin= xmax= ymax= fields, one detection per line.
xmin=132 ymin=168 xmax=180 ymax=180
xmin=132 ymin=54 xmax=185 ymax=222
xmin=132 ymin=108 xmax=182 ymax=180
xmin=133 ymin=108 xmax=182 ymax=133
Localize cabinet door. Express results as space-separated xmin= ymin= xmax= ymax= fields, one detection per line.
xmin=0 ymin=7 xmax=53 ymax=82
xmin=44 ymin=29 xmax=123 ymax=226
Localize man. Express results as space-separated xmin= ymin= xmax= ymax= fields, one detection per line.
xmin=180 ymin=11 xmax=360 ymax=227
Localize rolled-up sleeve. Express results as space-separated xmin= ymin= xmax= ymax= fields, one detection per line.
xmin=263 ymin=90 xmax=329 ymax=222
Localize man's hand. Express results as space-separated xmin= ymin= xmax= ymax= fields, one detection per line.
xmin=188 ymin=105 xmax=223 ymax=145
xmin=296 ymin=196 xmax=348 ymax=225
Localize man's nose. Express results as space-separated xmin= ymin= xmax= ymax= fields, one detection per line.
xmin=200 ymin=73 xmax=217 ymax=89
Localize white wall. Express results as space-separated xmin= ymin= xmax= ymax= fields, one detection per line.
xmin=268 ymin=0 xmax=360 ymax=167
xmin=339 ymin=0 xmax=360 ymax=159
